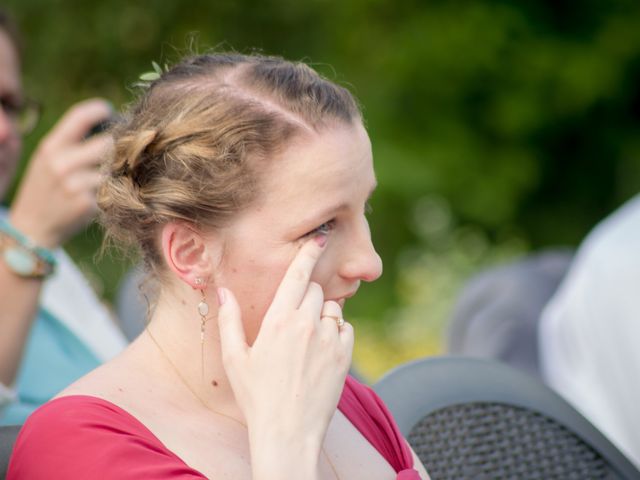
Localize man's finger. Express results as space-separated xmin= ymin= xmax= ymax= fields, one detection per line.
xmin=65 ymin=170 xmax=103 ymax=195
xmin=53 ymin=135 xmax=112 ymax=177
xmin=68 ymin=133 xmax=113 ymax=169
xmin=43 ymin=99 xmax=113 ymax=151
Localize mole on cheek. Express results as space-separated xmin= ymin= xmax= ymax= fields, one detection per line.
xmin=232 ymin=267 xmax=238 ymax=273
xmin=181 ymin=299 xmax=186 ymax=306
xmin=211 ymin=380 xmax=218 ymax=387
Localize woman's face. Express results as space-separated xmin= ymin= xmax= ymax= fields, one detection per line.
xmin=214 ymin=121 xmax=382 ymax=344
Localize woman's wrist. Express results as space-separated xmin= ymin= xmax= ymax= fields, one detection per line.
xmin=250 ymin=446 xmax=320 ymax=480
xmin=248 ymin=425 xmax=322 ymax=480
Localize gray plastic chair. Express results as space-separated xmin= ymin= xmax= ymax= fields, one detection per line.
xmin=375 ymin=356 xmax=640 ymax=480
xmin=0 ymin=425 xmax=20 ymax=480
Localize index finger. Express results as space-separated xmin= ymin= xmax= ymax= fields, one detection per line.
xmin=43 ymin=99 xmax=113 ymax=151
xmin=268 ymin=235 xmax=327 ymax=313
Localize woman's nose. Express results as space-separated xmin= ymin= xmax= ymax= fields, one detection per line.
xmin=339 ymin=220 xmax=383 ymax=283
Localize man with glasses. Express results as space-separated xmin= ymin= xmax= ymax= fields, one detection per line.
xmin=0 ymin=9 xmax=127 ymax=424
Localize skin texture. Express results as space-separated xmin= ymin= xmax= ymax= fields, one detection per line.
xmin=62 ymin=121 xmax=430 ymax=478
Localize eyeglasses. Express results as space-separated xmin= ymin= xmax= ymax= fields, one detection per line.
xmin=0 ymin=96 xmax=41 ymax=136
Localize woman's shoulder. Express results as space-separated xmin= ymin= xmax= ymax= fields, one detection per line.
xmin=8 ymin=395 xmax=205 ymax=479
xmin=10 ymin=395 xmax=159 ymax=462
xmin=19 ymin=394 xmax=150 ymax=436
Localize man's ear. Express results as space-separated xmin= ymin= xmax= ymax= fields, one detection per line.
xmin=160 ymin=222 xmax=215 ymax=288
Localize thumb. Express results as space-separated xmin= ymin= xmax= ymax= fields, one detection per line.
xmin=216 ymin=287 xmax=248 ymax=365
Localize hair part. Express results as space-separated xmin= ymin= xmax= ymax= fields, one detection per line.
xmin=98 ymin=52 xmax=362 ymax=277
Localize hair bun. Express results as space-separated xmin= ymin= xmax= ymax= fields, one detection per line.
xmin=112 ymin=129 xmax=158 ymax=175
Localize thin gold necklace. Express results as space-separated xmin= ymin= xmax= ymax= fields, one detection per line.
xmin=146 ymin=328 xmax=341 ymax=479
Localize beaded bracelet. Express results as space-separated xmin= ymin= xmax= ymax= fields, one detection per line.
xmin=0 ymin=218 xmax=57 ymax=276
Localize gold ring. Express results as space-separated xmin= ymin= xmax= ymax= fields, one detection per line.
xmin=323 ymin=315 xmax=345 ymax=329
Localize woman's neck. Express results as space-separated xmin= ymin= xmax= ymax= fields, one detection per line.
xmin=146 ymin=289 xmax=246 ymax=424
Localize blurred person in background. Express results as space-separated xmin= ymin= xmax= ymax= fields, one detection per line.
xmin=450 ymin=192 xmax=640 ymax=470
xmin=539 ymin=194 xmax=640 ymax=469
xmin=0 ymin=8 xmax=127 ymax=424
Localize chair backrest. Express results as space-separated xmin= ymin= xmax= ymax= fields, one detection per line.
xmin=374 ymin=356 xmax=640 ymax=480
xmin=0 ymin=425 xmax=20 ymax=480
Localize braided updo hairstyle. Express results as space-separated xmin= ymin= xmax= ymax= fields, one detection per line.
xmin=98 ymin=53 xmax=362 ymax=275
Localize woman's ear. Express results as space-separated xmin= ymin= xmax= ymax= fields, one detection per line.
xmin=161 ymin=222 xmax=215 ymax=288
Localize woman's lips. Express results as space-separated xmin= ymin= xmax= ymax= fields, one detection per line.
xmin=332 ymin=290 xmax=358 ymax=309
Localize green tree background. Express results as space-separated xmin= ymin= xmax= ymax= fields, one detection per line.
xmin=7 ymin=0 xmax=640 ymax=378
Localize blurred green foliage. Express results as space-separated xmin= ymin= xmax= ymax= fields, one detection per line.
xmin=6 ymin=0 xmax=640 ymax=378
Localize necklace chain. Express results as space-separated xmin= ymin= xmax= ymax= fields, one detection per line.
xmin=145 ymin=328 xmax=340 ymax=479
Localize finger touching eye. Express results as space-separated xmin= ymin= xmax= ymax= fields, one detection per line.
xmin=306 ymin=220 xmax=335 ymax=238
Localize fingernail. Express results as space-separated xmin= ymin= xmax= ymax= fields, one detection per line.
xmin=217 ymin=287 xmax=226 ymax=306
xmin=314 ymin=234 xmax=327 ymax=247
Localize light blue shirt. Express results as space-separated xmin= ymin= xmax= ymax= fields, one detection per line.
xmin=0 ymin=207 xmax=127 ymax=425
xmin=0 ymin=308 xmax=101 ymax=424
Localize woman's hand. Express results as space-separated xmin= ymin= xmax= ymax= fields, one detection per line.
xmin=217 ymin=235 xmax=353 ymax=478
xmin=9 ymin=99 xmax=112 ymax=248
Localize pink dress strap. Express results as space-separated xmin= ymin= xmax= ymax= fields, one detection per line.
xmin=338 ymin=375 xmax=421 ymax=479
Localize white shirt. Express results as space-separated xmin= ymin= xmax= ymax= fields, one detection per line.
xmin=540 ymin=194 xmax=640 ymax=468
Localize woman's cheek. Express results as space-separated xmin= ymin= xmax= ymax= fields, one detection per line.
xmin=237 ymin=253 xmax=293 ymax=345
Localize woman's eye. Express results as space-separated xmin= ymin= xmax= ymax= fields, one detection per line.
xmin=308 ymin=221 xmax=334 ymax=237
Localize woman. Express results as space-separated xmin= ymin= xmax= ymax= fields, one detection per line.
xmin=8 ymin=53 xmax=430 ymax=479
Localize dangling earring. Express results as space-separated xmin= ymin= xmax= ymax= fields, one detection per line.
xmin=197 ymin=288 xmax=210 ymax=342
xmin=195 ymin=277 xmax=210 ymax=382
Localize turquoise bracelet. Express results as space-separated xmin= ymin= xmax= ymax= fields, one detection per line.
xmin=0 ymin=218 xmax=57 ymax=267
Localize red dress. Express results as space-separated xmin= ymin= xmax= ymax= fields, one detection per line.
xmin=8 ymin=375 xmax=421 ymax=479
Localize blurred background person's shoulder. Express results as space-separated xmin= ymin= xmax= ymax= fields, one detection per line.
xmin=539 ymin=194 xmax=640 ymax=469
